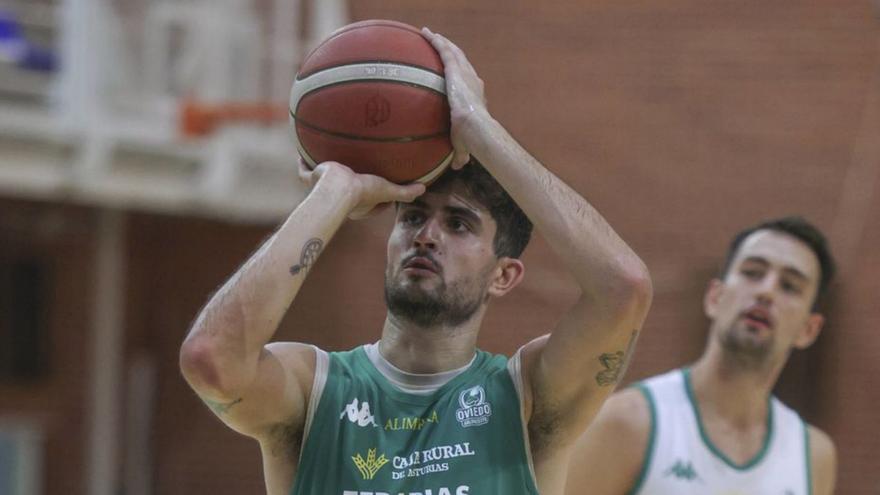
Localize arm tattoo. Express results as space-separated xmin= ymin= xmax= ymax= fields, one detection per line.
xmin=289 ymin=238 xmax=324 ymax=276
xmin=595 ymin=330 xmax=639 ymax=387
xmin=203 ymin=396 xmax=243 ymax=416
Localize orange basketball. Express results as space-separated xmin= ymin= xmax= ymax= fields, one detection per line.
xmin=289 ymin=20 xmax=453 ymax=184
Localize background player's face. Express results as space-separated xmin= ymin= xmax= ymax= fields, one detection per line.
xmin=384 ymin=183 xmax=501 ymax=327
xmin=704 ymin=230 xmax=825 ymax=365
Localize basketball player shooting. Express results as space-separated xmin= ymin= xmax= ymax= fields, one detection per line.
xmin=565 ymin=217 xmax=837 ymax=495
xmin=179 ymin=27 xmax=652 ymax=495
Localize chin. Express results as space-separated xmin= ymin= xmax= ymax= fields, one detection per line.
xmin=722 ymin=336 xmax=773 ymax=362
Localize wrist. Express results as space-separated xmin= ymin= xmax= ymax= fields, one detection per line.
xmin=313 ymin=165 xmax=362 ymax=212
xmin=460 ymin=108 xmax=499 ymax=155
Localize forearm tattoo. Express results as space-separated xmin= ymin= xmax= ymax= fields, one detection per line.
xmin=595 ymin=330 xmax=638 ymax=386
xmin=289 ymin=238 xmax=324 ymax=276
xmin=202 ymin=396 xmax=243 ymax=416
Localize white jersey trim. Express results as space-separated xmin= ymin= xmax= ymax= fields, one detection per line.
xmin=628 ymin=383 xmax=658 ymax=495
xmin=508 ymin=347 xmax=538 ymax=485
xmin=300 ymin=346 xmax=329 ymax=452
xmin=682 ymin=367 xmax=774 ymax=470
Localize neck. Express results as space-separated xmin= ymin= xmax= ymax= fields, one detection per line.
xmin=379 ymin=310 xmax=483 ymax=374
xmin=689 ymin=340 xmax=786 ymax=428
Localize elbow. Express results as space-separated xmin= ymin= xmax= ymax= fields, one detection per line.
xmin=623 ymin=260 xmax=653 ymax=308
xmin=179 ymin=336 xmax=237 ymax=399
xmin=605 ymin=259 xmax=653 ymax=317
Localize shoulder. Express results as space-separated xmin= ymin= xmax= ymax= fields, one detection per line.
xmin=570 ymin=386 xmax=653 ymax=465
xmin=265 ymin=341 xmax=320 ymax=374
xmin=589 ymin=385 xmax=653 ymax=442
xmin=806 ymin=424 xmax=837 ymax=495
xmin=566 ymin=386 xmax=653 ymax=493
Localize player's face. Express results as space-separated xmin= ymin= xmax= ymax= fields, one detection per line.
xmin=384 ymin=184 xmax=500 ymax=328
xmin=704 ymin=230 xmax=824 ymax=363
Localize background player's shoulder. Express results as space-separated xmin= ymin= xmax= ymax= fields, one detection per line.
xmin=599 ymin=386 xmax=653 ymax=437
xmin=806 ymin=423 xmax=837 ymax=495
xmin=566 ymin=386 xmax=654 ymax=493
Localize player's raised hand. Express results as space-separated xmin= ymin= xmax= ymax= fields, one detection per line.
xmin=298 ymin=159 xmax=424 ymax=219
xmin=422 ymin=28 xmax=487 ymax=169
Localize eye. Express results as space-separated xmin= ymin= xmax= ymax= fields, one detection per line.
xmin=741 ymin=268 xmax=763 ymax=280
xmin=400 ymin=210 xmax=425 ymax=227
xmin=781 ymin=279 xmax=804 ymax=295
xmin=448 ymin=217 xmax=471 ymax=233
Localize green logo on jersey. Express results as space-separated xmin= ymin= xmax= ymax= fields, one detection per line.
xmin=664 ymin=460 xmax=700 ymax=481
xmin=351 ymin=448 xmax=389 ymax=480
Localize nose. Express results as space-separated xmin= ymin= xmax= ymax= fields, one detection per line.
xmin=755 ymin=273 xmax=777 ymax=305
xmin=413 ymin=217 xmax=440 ymax=250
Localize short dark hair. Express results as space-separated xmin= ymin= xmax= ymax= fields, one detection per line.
xmin=720 ymin=216 xmax=835 ymax=310
xmin=428 ymin=159 xmax=533 ymax=258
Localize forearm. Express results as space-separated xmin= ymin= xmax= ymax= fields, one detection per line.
xmin=180 ymin=172 xmax=357 ymax=398
xmin=467 ymin=111 xmax=649 ymax=299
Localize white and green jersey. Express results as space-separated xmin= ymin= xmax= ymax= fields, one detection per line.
xmin=291 ymin=344 xmax=539 ymax=495
xmin=630 ymin=368 xmax=811 ymax=495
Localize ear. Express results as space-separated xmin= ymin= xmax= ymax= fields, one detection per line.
xmin=793 ymin=312 xmax=825 ymax=349
xmin=703 ymin=278 xmax=724 ymax=319
xmin=487 ymin=257 xmax=525 ymax=298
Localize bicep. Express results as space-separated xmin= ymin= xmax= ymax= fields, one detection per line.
xmin=564 ymin=388 xmax=651 ymax=495
xmin=198 ymin=342 xmax=317 ymax=439
xmin=526 ymin=295 xmax=648 ymax=433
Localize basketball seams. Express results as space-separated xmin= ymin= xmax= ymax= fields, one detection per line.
xmin=311 ymin=20 xmax=424 ymax=54
xmin=291 ymin=111 xmax=448 ymax=143
xmin=415 ymin=151 xmax=453 ymax=184
xmin=293 ymin=77 xmax=447 ymax=100
xmin=298 ymin=21 xmax=439 ymax=80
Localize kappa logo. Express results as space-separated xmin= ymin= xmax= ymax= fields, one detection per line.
xmin=664 ymin=459 xmax=701 ymax=482
xmin=455 ymin=385 xmax=492 ymax=428
xmin=340 ymin=398 xmax=378 ymax=427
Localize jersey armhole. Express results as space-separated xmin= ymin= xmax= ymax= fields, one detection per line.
xmin=507 ymin=347 xmax=538 ymax=486
xmin=300 ymin=346 xmax=329 ymax=451
xmin=626 ymin=383 xmax=657 ymax=495
xmin=803 ymin=418 xmax=813 ymax=495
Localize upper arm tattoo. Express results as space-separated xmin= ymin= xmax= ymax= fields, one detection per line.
xmin=595 ymin=330 xmax=639 ymax=387
xmin=202 ymin=396 xmax=243 ymax=416
xmin=289 ymin=238 xmax=324 ymax=276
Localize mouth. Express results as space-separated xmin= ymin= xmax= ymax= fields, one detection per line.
xmin=741 ymin=307 xmax=774 ymax=331
xmin=402 ymin=255 xmax=440 ymax=275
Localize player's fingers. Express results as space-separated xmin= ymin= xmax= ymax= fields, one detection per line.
xmin=422 ymin=28 xmax=461 ymax=69
xmin=451 ymin=150 xmax=470 ymax=170
xmin=392 ymin=182 xmax=426 ymax=202
xmin=431 ymin=32 xmax=472 ymax=72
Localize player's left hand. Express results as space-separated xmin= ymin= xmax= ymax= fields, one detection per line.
xmin=422 ymin=27 xmax=487 ymax=170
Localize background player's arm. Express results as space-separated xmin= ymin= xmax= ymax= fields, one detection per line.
xmin=425 ymin=30 xmax=652 ymax=448
xmin=179 ymin=163 xmax=424 ymax=439
xmin=564 ymin=388 xmax=651 ymax=495
xmin=809 ymin=425 xmax=837 ymax=495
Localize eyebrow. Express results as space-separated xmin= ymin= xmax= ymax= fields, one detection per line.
xmin=445 ymin=205 xmax=482 ymax=225
xmin=401 ymin=200 xmax=483 ymax=225
xmin=741 ymin=256 xmax=810 ymax=282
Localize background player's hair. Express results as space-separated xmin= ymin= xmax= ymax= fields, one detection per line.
xmin=428 ymin=159 xmax=533 ymax=259
xmin=720 ymin=216 xmax=836 ymax=310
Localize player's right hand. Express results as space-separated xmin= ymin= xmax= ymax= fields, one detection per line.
xmin=298 ymin=159 xmax=425 ymax=219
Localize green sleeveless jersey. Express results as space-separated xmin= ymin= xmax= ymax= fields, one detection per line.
xmin=291 ymin=346 xmax=539 ymax=495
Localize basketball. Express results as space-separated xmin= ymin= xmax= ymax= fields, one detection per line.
xmin=289 ymin=20 xmax=453 ymax=184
